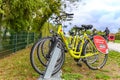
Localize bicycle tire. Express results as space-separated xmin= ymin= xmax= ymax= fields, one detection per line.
xmin=30 ymin=37 xmax=65 ymax=75
xmin=37 ymin=37 xmax=65 ymax=73
xmin=82 ymin=37 xmax=108 ymax=70
xmin=37 ymin=37 xmax=52 ymax=66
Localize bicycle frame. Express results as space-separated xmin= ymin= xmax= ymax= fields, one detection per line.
xmin=57 ymin=25 xmax=99 ymax=59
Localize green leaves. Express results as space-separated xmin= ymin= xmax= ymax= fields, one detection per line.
xmin=0 ymin=0 xmax=61 ymax=32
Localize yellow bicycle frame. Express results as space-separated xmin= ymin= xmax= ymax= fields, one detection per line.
xmin=57 ymin=25 xmax=99 ymax=59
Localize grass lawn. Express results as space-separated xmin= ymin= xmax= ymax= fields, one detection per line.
xmin=115 ymin=40 xmax=120 ymax=43
xmin=0 ymin=48 xmax=120 ymax=80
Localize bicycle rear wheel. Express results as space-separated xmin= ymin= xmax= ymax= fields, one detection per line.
xmin=83 ymin=39 xmax=108 ymax=70
xmin=30 ymin=37 xmax=65 ymax=75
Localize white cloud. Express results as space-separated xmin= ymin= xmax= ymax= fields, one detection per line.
xmin=83 ymin=0 xmax=120 ymax=12
xmin=115 ymin=17 xmax=120 ymax=23
xmin=99 ymin=13 xmax=115 ymax=23
xmin=63 ymin=0 xmax=120 ymax=33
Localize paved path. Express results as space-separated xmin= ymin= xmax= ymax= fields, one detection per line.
xmin=108 ymin=42 xmax=120 ymax=52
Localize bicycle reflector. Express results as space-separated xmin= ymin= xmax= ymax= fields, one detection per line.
xmin=93 ymin=35 xmax=109 ymax=54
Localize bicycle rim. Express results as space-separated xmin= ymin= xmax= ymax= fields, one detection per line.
xmin=83 ymin=39 xmax=108 ymax=70
xmin=30 ymin=37 xmax=65 ymax=75
xmin=37 ymin=37 xmax=65 ymax=74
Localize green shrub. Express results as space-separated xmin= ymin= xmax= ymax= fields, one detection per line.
xmin=115 ymin=33 xmax=120 ymax=40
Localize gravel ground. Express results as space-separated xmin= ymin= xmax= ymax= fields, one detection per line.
xmin=108 ymin=42 xmax=120 ymax=52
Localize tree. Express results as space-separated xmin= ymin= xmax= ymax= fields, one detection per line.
xmin=31 ymin=0 xmax=61 ymax=32
xmin=0 ymin=0 xmax=5 ymax=38
xmin=0 ymin=0 xmax=61 ymax=32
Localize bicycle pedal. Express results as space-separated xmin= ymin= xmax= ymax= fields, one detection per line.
xmin=74 ymin=58 xmax=79 ymax=62
xmin=64 ymin=49 xmax=68 ymax=53
xmin=82 ymin=58 xmax=86 ymax=62
xmin=77 ymin=62 xmax=82 ymax=67
xmin=46 ymin=54 xmax=51 ymax=59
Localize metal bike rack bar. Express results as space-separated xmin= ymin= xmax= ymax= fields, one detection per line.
xmin=38 ymin=43 xmax=62 ymax=80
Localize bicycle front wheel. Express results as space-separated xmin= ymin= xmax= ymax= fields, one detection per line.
xmin=30 ymin=37 xmax=65 ymax=75
xmin=83 ymin=39 xmax=108 ymax=70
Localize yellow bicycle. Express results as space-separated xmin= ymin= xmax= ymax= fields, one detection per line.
xmin=30 ymin=13 xmax=108 ymax=75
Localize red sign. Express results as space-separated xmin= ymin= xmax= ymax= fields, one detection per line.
xmin=93 ymin=35 xmax=108 ymax=54
xmin=108 ymin=34 xmax=115 ymax=41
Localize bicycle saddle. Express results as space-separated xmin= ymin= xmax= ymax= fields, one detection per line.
xmin=69 ymin=31 xmax=75 ymax=36
xmin=74 ymin=27 xmax=84 ymax=31
xmin=81 ymin=25 xmax=93 ymax=30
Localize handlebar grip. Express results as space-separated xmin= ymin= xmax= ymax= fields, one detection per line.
xmin=66 ymin=13 xmax=74 ymax=16
xmin=69 ymin=13 xmax=74 ymax=15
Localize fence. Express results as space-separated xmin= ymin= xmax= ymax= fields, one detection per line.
xmin=0 ymin=31 xmax=35 ymax=58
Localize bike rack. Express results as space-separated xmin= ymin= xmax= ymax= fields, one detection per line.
xmin=38 ymin=43 xmax=62 ymax=80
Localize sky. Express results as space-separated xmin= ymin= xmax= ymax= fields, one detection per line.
xmin=62 ymin=0 xmax=120 ymax=33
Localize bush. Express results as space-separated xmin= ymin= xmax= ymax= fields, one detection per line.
xmin=115 ymin=33 xmax=120 ymax=40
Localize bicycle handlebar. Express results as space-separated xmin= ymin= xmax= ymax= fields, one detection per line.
xmin=65 ymin=13 xmax=74 ymax=16
xmin=50 ymin=12 xmax=74 ymax=23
